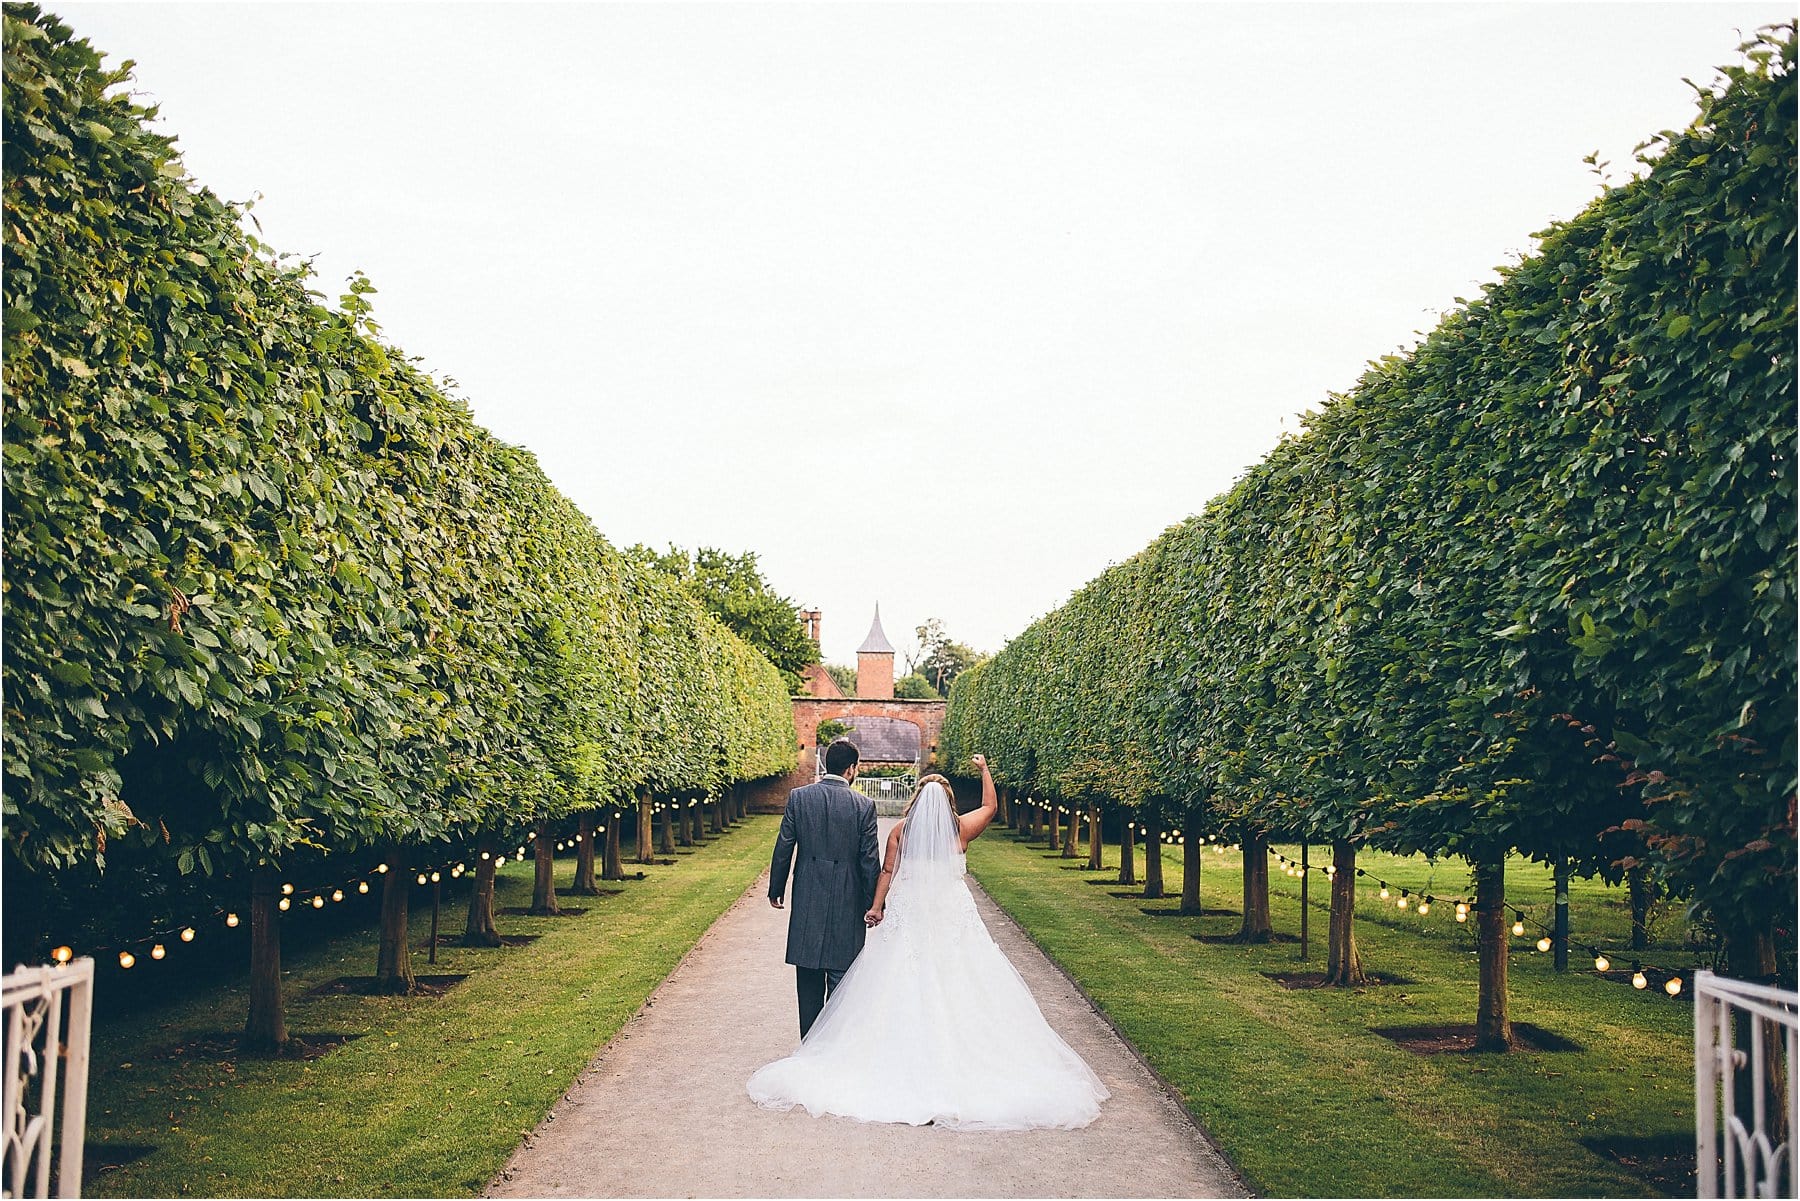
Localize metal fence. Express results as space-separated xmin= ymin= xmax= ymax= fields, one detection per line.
xmin=4 ymin=957 xmax=94 ymax=1198
xmin=1695 ymin=969 xmax=1797 ymax=1199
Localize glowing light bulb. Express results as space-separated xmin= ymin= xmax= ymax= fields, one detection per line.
xmin=151 ymin=944 xmax=166 ymax=960
xmin=416 ymin=873 xmax=428 ymax=885
xmin=278 ymin=898 xmax=291 ymax=911
xmin=1632 ymin=971 xmax=1648 ymax=989
xmin=1379 ymin=887 xmax=1390 ymax=900
xmin=1397 ymin=897 xmax=1410 ymax=910
xmin=430 ymin=871 xmax=441 ymax=883
xmin=377 ymin=863 xmax=390 ymax=874
xmin=118 ymin=951 xmax=136 ymax=969
xmin=281 ymin=883 xmax=295 ymax=895
xmin=1536 ymin=937 xmax=1552 ymax=953
xmin=1455 ymin=911 xmax=1468 ymax=923
xmin=1417 ymin=902 xmax=1431 ymax=915
xmin=180 ymin=927 xmax=196 ymax=942
xmin=1664 ymin=977 xmax=1682 ymax=996
xmin=1455 ymin=902 xmax=1469 ymax=916
xmin=331 ymin=889 xmax=344 ymax=902
xmin=308 ymin=895 xmax=322 ymax=909
xmin=226 ymin=913 xmax=240 ymax=928
xmin=52 ymin=946 xmax=73 ymax=963
xmin=597 ymin=826 xmax=606 ymax=835
xmin=1594 ymin=955 xmax=1610 ymax=972
xmin=480 ymin=852 xmax=491 ymax=861
xmin=1512 ymin=920 xmax=1525 ymax=937
xmin=357 ymin=882 xmax=369 ymax=894
xmin=1325 ymin=865 xmax=1336 ymax=875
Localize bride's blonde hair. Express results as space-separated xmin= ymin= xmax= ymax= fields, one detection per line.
xmin=902 ymin=773 xmax=957 ymax=820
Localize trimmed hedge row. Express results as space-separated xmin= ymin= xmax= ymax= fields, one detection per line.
xmin=944 ymin=28 xmax=1794 ymax=1025
xmin=3 ymin=9 xmax=791 ymax=902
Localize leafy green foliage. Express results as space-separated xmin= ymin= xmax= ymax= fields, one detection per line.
xmin=944 ymin=27 xmax=1796 ymax=963
xmin=0 ymin=5 xmax=794 ymax=894
xmin=628 ymin=544 xmax=817 ymax=690
xmin=823 ymin=664 xmax=858 ymax=695
xmin=911 ymin=618 xmax=981 ymax=695
xmin=893 ymin=672 xmax=940 ymax=700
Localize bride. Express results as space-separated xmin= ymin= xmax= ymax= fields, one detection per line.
xmin=746 ymin=754 xmax=1110 ymax=1130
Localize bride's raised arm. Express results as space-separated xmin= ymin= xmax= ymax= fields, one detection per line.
xmin=956 ymin=754 xmax=998 ymax=848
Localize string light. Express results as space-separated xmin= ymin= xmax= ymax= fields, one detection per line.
xmin=332 ymin=889 xmax=344 ymax=902
xmin=1536 ymin=936 xmax=1553 ymax=952
xmin=429 ymin=871 xmax=441 ymax=883
xmin=377 ymin=863 xmax=390 ymax=874
xmin=1632 ymin=970 xmax=1648 ymax=989
xmin=1379 ymin=886 xmax=1390 ymax=900
xmin=357 ymin=882 xmax=369 ymax=894
xmin=1455 ymin=909 xmax=1468 ymax=922
xmin=52 ymin=946 xmax=72 ymax=963
xmin=281 ymin=882 xmax=295 ymax=895
xmin=480 ymin=851 xmax=491 ymax=860
xmin=1594 ymin=955 xmax=1611 ymax=972
xmin=150 ymin=944 xmax=166 ymax=960
xmin=278 ymin=898 xmax=291 ymax=911
xmin=1416 ymin=901 xmax=1430 ymax=915
xmin=310 ymin=895 xmax=324 ymax=909
xmin=1511 ymin=920 xmax=1526 ymax=937
xmin=179 ymin=927 xmax=195 ymax=942
xmin=118 ymin=951 xmax=135 ymax=969
xmin=226 ymin=913 xmax=240 ymax=927
xmin=416 ymin=873 xmax=428 ymax=885
xmin=1664 ymin=976 xmax=1682 ymax=996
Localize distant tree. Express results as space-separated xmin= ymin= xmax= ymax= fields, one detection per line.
xmin=630 ymin=545 xmax=817 ymax=687
xmin=824 ymin=664 xmax=858 ymax=695
xmin=894 ymin=672 xmax=940 ymax=700
xmin=816 ymin=719 xmax=854 ymax=745
xmin=912 ymin=619 xmax=982 ymax=695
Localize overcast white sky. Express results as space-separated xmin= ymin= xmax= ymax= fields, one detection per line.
xmin=54 ymin=1 xmax=1791 ymax=668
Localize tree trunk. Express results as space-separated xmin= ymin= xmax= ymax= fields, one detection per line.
xmin=1552 ymin=857 xmax=1570 ymax=972
xmin=1723 ymin=926 xmax=1790 ymax=1147
xmin=1234 ymin=829 xmax=1273 ymax=942
xmin=572 ymin=812 xmax=599 ymax=895
xmin=603 ymin=807 xmax=625 ymax=881
xmin=1178 ymin=810 xmax=1203 ymax=915
xmin=689 ymin=798 xmax=706 ymax=842
xmin=709 ymin=795 xmax=723 ymax=834
xmin=1142 ymin=811 xmax=1166 ymax=899
xmin=463 ymin=834 xmax=502 ymax=946
xmin=658 ymin=801 xmax=676 ymax=854
xmin=242 ymin=867 xmax=287 ymax=1051
xmin=532 ymin=820 xmax=561 ymax=915
xmin=1473 ymin=855 xmax=1512 ymax=1052
xmin=1628 ymin=865 xmax=1653 ymax=952
xmin=636 ymin=788 xmax=656 ymax=864
xmin=998 ymin=787 xmax=1012 ymax=828
xmin=1323 ymin=839 xmax=1366 ymax=986
xmin=376 ymin=846 xmax=416 ymax=994
xmin=677 ymin=798 xmax=694 ymax=847
xmin=1118 ymin=816 xmax=1136 ymax=885
xmin=1047 ymin=804 xmax=1061 ymax=851
xmin=1087 ymin=803 xmax=1103 ymax=870
xmin=1061 ymin=804 xmax=1080 ymax=859
xmin=1026 ymin=800 xmax=1039 ymax=840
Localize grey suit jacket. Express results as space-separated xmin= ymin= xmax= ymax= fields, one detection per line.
xmin=768 ymin=775 xmax=880 ymax=971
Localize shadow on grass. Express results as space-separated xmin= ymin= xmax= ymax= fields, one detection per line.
xmin=1370 ymin=1021 xmax=1584 ymax=1054
xmin=1579 ymin=1132 xmax=1695 ymax=1197
xmin=152 ymin=1030 xmax=365 ymax=1061
xmin=307 ymin=974 xmax=469 ymax=998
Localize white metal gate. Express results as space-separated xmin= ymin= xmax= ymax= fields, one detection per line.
xmin=1695 ymin=969 xmax=1797 ymax=1199
xmin=3 ymin=958 xmax=94 ymax=1199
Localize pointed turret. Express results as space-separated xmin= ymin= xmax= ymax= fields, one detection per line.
xmin=855 ymin=604 xmax=895 ymax=698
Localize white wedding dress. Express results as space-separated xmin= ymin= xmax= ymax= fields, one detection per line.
xmin=746 ymin=783 xmax=1109 ymax=1131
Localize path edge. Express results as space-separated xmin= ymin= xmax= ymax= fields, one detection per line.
xmin=968 ymin=871 xmax=1261 ymax=1198
xmin=483 ymin=868 xmax=774 ymax=1196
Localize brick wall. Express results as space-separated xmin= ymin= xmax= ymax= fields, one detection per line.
xmin=741 ymin=696 xmax=949 ymax=813
xmin=855 ymin=650 xmax=894 ymax=698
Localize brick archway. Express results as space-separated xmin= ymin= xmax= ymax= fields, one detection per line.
xmin=742 ymin=696 xmax=948 ymax=813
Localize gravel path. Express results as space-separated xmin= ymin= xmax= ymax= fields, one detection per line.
xmin=488 ymin=824 xmax=1249 ymax=1198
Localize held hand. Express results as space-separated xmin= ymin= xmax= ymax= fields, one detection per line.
xmin=864 ymin=906 xmax=884 ymax=927
xmin=770 ymin=897 xmax=784 ymax=910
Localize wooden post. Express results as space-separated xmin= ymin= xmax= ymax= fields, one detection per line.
xmin=428 ymin=876 xmax=441 ymax=965
xmin=1299 ymin=841 xmax=1310 ymax=960
xmin=1553 ymin=857 xmax=1570 ymax=972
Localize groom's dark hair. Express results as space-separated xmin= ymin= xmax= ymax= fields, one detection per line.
xmin=824 ymin=738 xmax=860 ymax=776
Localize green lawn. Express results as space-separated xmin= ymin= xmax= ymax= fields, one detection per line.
xmin=969 ymin=829 xmax=1696 ymax=1198
xmin=85 ymin=818 xmax=774 ymax=1198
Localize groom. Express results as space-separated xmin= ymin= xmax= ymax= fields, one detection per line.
xmin=768 ymin=737 xmax=880 ymax=1037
